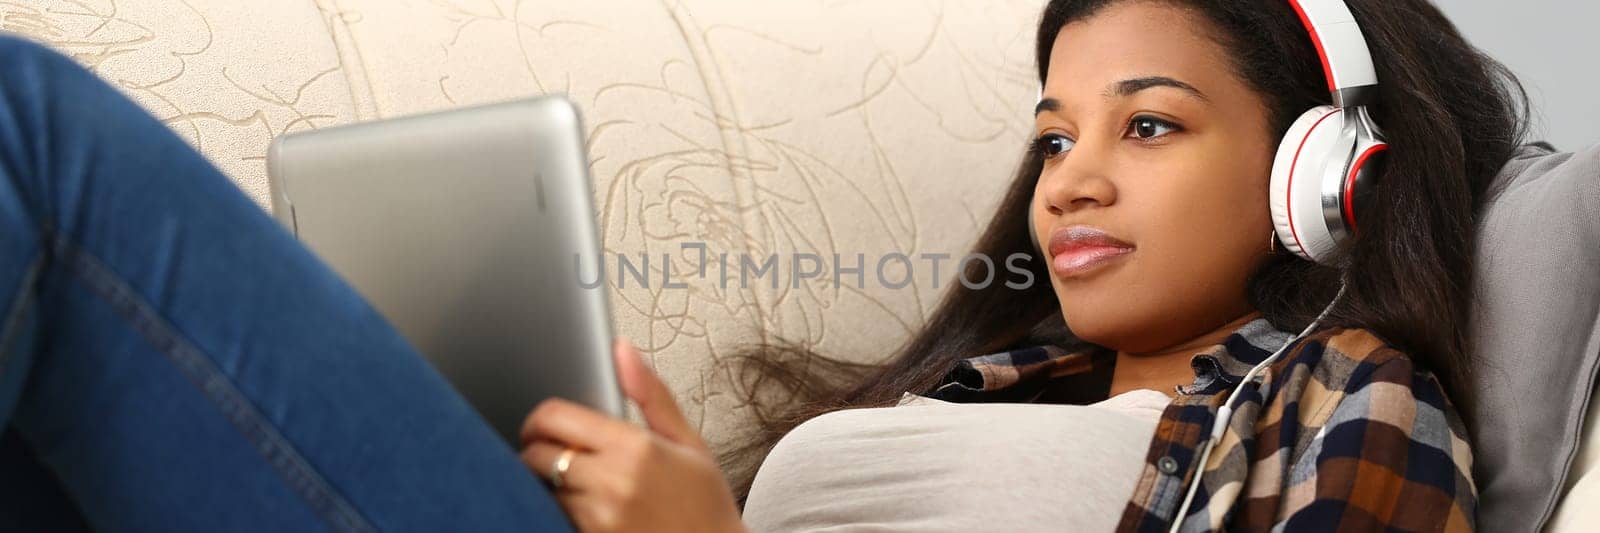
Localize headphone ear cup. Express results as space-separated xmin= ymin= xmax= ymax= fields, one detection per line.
xmin=1341 ymin=139 xmax=1388 ymax=235
xmin=1270 ymin=105 xmax=1344 ymax=263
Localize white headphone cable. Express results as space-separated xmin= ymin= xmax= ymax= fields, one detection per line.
xmin=1166 ymin=282 xmax=1346 ymax=533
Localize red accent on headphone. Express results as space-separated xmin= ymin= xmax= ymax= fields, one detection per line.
xmin=1342 ymin=143 xmax=1388 ymax=234
xmin=1285 ymin=108 xmax=1344 ymax=254
xmin=1286 ymin=0 xmax=1338 ymax=94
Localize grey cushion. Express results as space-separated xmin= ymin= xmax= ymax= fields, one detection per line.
xmin=1471 ymin=142 xmax=1600 ymax=532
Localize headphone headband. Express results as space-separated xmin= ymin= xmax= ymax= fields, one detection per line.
xmin=1286 ymin=0 xmax=1378 ymax=107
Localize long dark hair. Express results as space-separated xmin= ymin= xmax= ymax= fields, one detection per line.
xmin=724 ymin=0 xmax=1529 ymax=498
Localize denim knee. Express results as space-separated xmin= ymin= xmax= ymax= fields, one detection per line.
xmin=0 ymin=33 xmax=85 ymax=103
xmin=0 ymin=32 xmax=160 ymax=226
xmin=0 ymin=34 xmax=74 ymax=226
xmin=0 ymin=34 xmax=86 ymax=167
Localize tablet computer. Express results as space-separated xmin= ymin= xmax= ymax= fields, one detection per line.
xmin=267 ymin=96 xmax=624 ymax=444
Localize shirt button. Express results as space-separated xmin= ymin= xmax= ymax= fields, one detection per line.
xmin=1158 ymin=456 xmax=1180 ymax=475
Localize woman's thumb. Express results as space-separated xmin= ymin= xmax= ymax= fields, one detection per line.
xmin=613 ymin=338 xmax=700 ymax=447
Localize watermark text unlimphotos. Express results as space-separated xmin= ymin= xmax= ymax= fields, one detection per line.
xmin=575 ymin=242 xmax=1038 ymax=291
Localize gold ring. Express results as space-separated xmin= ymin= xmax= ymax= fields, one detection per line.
xmin=550 ymin=447 xmax=577 ymax=489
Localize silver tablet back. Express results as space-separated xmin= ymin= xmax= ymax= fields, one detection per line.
xmin=267 ymin=96 xmax=624 ymax=444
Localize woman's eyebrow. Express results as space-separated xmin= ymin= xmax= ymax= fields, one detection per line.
xmin=1035 ymin=98 xmax=1060 ymax=116
xmin=1035 ymin=76 xmax=1211 ymax=117
xmin=1106 ymin=76 xmax=1210 ymax=103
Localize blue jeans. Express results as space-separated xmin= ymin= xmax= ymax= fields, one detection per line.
xmin=0 ymin=35 xmax=572 ymax=532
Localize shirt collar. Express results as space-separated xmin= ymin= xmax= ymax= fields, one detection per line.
xmin=1176 ymin=318 xmax=1293 ymax=395
xmin=926 ymin=317 xmax=1292 ymax=402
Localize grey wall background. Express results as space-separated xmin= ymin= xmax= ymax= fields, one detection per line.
xmin=1435 ymin=2 xmax=1599 ymax=150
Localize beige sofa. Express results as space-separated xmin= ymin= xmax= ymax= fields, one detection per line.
xmin=5 ymin=0 xmax=1595 ymax=530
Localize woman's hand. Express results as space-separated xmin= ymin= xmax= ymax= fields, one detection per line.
xmin=519 ymin=339 xmax=746 ymax=533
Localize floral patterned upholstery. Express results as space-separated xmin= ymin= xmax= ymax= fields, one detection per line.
xmin=3 ymin=0 xmax=1042 ymax=479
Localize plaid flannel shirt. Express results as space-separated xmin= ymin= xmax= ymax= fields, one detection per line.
xmin=925 ymin=318 xmax=1476 ymax=532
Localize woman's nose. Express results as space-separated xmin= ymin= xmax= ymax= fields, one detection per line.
xmin=1037 ymin=142 xmax=1117 ymax=216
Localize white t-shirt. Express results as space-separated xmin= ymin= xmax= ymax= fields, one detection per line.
xmin=742 ymin=389 xmax=1172 ymax=532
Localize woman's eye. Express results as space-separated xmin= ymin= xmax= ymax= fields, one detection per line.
xmin=1127 ymin=116 xmax=1179 ymax=140
xmin=1031 ymin=134 xmax=1075 ymax=158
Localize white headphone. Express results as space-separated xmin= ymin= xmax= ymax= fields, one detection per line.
xmin=1169 ymin=2 xmax=1376 ymax=529
xmin=1269 ymin=0 xmax=1388 ymax=264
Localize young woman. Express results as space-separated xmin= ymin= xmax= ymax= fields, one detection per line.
xmin=0 ymin=0 xmax=1527 ymax=532
xmin=521 ymin=0 xmax=1528 ymax=531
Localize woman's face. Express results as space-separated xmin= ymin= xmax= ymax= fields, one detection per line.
xmin=1031 ymin=1 xmax=1278 ymax=354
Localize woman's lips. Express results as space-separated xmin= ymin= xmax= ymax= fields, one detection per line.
xmin=1047 ymin=226 xmax=1135 ymax=278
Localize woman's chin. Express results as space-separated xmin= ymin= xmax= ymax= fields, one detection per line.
xmin=1060 ymin=312 xmax=1135 ymax=349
